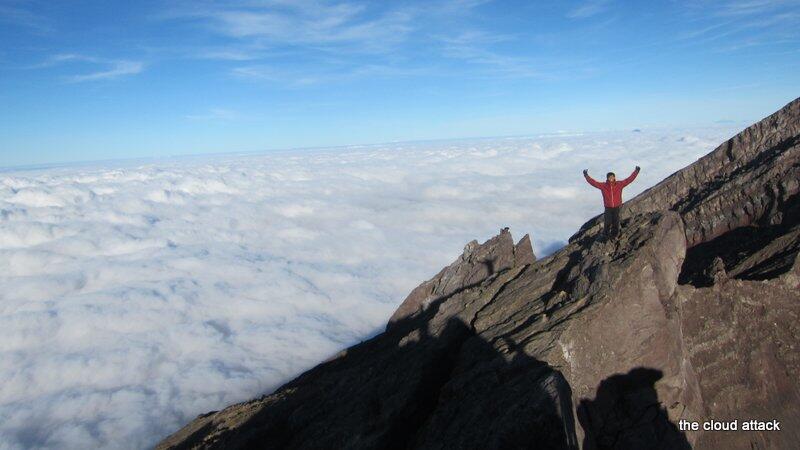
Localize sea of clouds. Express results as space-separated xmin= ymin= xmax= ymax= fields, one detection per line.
xmin=0 ymin=127 xmax=739 ymax=449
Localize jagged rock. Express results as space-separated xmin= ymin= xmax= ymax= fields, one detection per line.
xmin=158 ymin=97 xmax=800 ymax=450
xmin=514 ymin=233 xmax=536 ymax=266
xmin=387 ymin=229 xmax=535 ymax=328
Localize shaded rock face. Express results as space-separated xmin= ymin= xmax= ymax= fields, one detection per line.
xmin=158 ymin=97 xmax=800 ymax=450
xmin=577 ymin=368 xmax=691 ymax=450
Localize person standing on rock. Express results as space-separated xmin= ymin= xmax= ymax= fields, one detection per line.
xmin=583 ymin=166 xmax=640 ymax=240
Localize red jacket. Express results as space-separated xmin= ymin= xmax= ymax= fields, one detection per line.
xmin=584 ymin=168 xmax=639 ymax=208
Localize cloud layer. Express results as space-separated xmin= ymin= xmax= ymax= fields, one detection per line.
xmin=0 ymin=127 xmax=738 ymax=449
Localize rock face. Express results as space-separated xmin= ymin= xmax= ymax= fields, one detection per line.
xmin=158 ymin=97 xmax=800 ymax=450
xmin=387 ymin=228 xmax=535 ymax=328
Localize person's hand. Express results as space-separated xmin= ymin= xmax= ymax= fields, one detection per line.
xmin=583 ymin=169 xmax=588 ymax=175
xmin=635 ymin=165 xmax=641 ymax=171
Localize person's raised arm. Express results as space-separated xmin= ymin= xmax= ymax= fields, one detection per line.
xmin=583 ymin=169 xmax=603 ymax=188
xmin=619 ymin=166 xmax=640 ymax=187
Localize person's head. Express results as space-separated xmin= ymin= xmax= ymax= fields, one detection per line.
xmin=606 ymin=172 xmax=616 ymax=182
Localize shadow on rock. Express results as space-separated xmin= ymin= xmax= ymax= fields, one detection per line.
xmin=577 ymin=367 xmax=691 ymax=450
xmin=411 ymin=324 xmax=579 ymax=450
xmin=162 ymin=299 xmax=580 ymax=449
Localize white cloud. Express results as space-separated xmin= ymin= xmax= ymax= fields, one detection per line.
xmin=0 ymin=126 xmax=740 ymax=449
xmin=715 ymin=0 xmax=800 ymax=16
xmin=164 ymin=0 xmax=503 ymax=84
xmin=66 ymin=60 xmax=144 ymax=83
xmin=168 ymin=0 xmax=413 ymax=52
xmin=676 ymin=0 xmax=800 ymax=50
xmin=35 ymin=54 xmax=145 ymax=82
xmin=566 ymin=0 xmax=611 ymax=19
xmin=0 ymin=1 xmax=51 ymax=32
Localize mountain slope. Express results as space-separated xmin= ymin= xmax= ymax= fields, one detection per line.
xmin=158 ymin=97 xmax=800 ymax=450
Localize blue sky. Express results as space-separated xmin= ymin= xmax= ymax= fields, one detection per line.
xmin=1 ymin=0 xmax=798 ymax=168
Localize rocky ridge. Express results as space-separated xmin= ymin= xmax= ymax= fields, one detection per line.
xmin=158 ymin=97 xmax=800 ymax=450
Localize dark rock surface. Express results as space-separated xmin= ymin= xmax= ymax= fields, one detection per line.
xmin=158 ymin=97 xmax=800 ymax=450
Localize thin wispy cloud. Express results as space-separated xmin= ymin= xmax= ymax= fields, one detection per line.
xmin=440 ymin=44 xmax=542 ymax=79
xmin=232 ymin=65 xmax=336 ymax=87
xmin=159 ymin=0 xmax=795 ymax=88
xmin=35 ymin=53 xmax=145 ymax=82
xmin=196 ymin=48 xmax=262 ymax=61
xmin=566 ymin=0 xmax=611 ymax=19
xmin=166 ymin=1 xmax=414 ymax=52
xmin=184 ymin=1 xmax=503 ymax=87
xmin=67 ymin=60 xmax=144 ymax=82
xmin=232 ymin=62 xmax=435 ymax=86
xmin=677 ymin=1 xmax=800 ymax=50
xmin=437 ymin=31 xmax=601 ymax=81
xmin=0 ymin=0 xmax=51 ymax=32
xmin=161 ymin=0 xmax=500 ymax=86
xmin=438 ymin=30 xmax=539 ymax=77
xmin=185 ymin=108 xmax=241 ymax=121
xmin=715 ymin=0 xmax=800 ymax=16
xmin=439 ymin=30 xmax=514 ymax=47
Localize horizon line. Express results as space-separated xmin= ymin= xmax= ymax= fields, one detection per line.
xmin=0 ymin=123 xmax=748 ymax=173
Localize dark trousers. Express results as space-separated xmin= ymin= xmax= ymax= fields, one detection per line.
xmin=604 ymin=207 xmax=620 ymax=239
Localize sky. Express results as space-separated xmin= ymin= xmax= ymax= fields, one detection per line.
xmin=0 ymin=0 xmax=798 ymax=167
xmin=0 ymin=127 xmax=739 ymax=449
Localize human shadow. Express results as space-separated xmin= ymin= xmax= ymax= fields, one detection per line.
xmin=577 ymin=367 xmax=691 ymax=450
xmin=406 ymin=325 xmax=580 ymax=450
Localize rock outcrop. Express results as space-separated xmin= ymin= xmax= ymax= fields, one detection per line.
xmin=158 ymin=97 xmax=800 ymax=450
xmin=387 ymin=228 xmax=535 ymax=328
